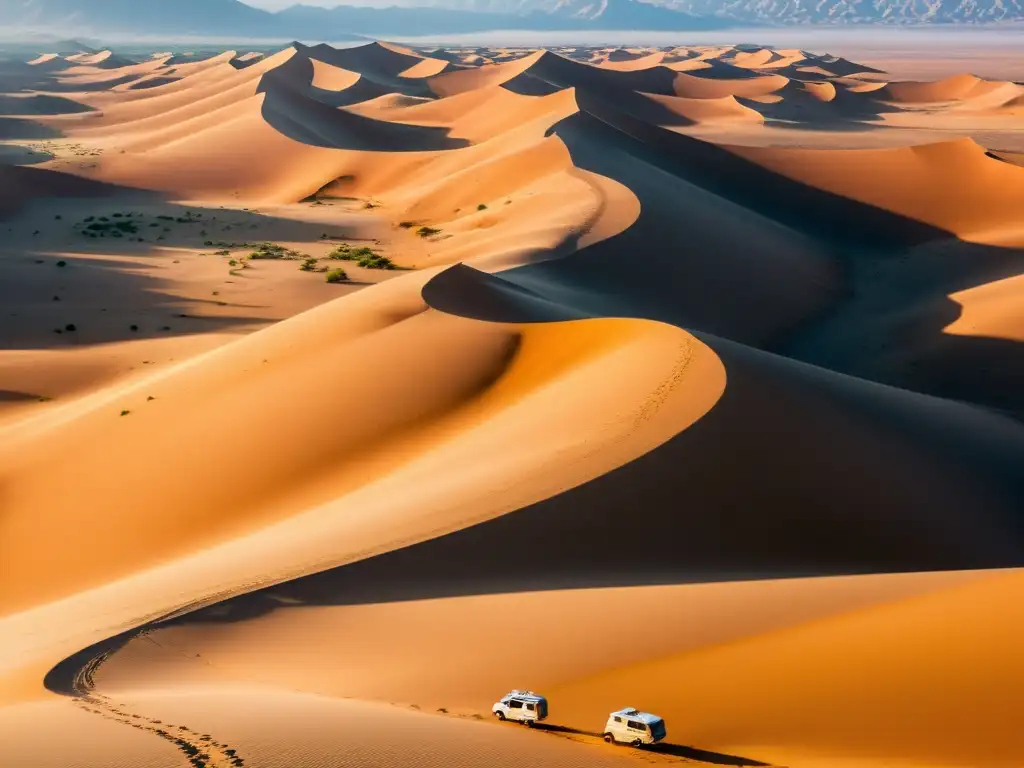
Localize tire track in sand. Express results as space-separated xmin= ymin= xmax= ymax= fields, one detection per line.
xmin=67 ymin=630 xmax=247 ymax=768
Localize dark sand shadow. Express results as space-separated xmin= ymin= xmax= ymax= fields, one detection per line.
xmin=0 ymin=116 xmax=63 ymax=139
xmin=534 ymin=723 xmax=770 ymax=766
xmin=0 ymin=389 xmax=43 ymax=402
xmin=0 ymin=166 xmax=372 ymax=350
xmin=0 ymin=94 xmax=96 ymax=115
xmin=256 ymin=53 xmax=467 ymax=151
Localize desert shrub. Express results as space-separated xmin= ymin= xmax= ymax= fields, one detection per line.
xmin=65 ymin=323 xmax=76 ymax=332
xmin=56 ymin=260 xmax=67 ymax=267
xmin=327 ymin=244 xmax=394 ymax=269
xmin=299 ymin=257 xmax=319 ymax=271
xmin=359 ymin=254 xmax=394 ymax=269
xmin=85 ymin=220 xmax=137 ymax=234
xmin=416 ymin=226 xmax=440 ymax=237
xmin=325 ymin=268 xmax=348 ymax=283
xmin=398 ymin=221 xmax=416 ymax=229
xmin=249 ymin=242 xmax=304 ymax=260
xmin=228 ymin=259 xmax=238 ymax=266
xmin=477 ymin=203 xmax=487 ymax=211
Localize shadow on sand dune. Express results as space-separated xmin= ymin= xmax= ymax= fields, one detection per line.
xmin=0 ymin=166 xmax=371 ymax=350
xmin=0 ymin=389 xmax=43 ymax=402
xmin=465 ymin=105 xmax=1024 ymax=414
xmin=0 ymin=94 xmax=96 ymax=116
xmin=256 ymin=53 xmax=468 ymax=151
xmin=533 ymin=724 xmax=769 ymax=766
xmin=0 ymin=117 xmax=63 ymax=139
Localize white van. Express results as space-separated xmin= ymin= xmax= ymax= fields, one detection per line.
xmin=603 ymin=708 xmax=667 ymax=746
xmin=492 ymin=690 xmax=549 ymax=726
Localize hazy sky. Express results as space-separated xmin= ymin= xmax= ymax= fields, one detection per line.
xmin=245 ymin=0 xmax=351 ymax=8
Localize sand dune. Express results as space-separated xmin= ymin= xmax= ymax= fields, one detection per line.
xmin=729 ymin=138 xmax=1024 ymax=244
xmin=1 ymin=37 xmax=1023 ymax=768
xmin=673 ymin=70 xmax=789 ymax=99
xmin=882 ymin=73 xmax=1000 ymax=103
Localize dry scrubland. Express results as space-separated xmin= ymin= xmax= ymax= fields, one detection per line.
xmin=0 ymin=38 xmax=1023 ymax=768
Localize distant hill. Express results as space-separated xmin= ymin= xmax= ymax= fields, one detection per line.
xmin=663 ymin=0 xmax=1024 ymax=23
xmin=276 ymin=0 xmax=731 ymax=34
xmin=0 ymin=0 xmax=731 ymax=39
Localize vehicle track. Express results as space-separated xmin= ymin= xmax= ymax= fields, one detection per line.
xmin=68 ymin=630 xmax=247 ymax=768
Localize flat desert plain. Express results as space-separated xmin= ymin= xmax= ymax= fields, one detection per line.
xmin=1 ymin=38 xmax=1023 ymax=768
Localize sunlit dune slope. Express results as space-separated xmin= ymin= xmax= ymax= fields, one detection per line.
xmin=545 ymin=569 xmax=1024 ymax=768
xmin=0 ymin=687 xmax=656 ymax=768
xmin=729 ymin=138 xmax=1024 ymax=244
xmin=947 ymin=273 xmax=1024 ymax=342
xmin=0 ymin=264 xmax=723 ymax=620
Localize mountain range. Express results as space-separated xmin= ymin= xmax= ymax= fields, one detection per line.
xmin=403 ymin=0 xmax=1024 ymax=23
xmin=0 ymin=0 xmax=730 ymax=37
xmin=664 ymin=0 xmax=1024 ymax=24
xmin=1 ymin=0 xmax=1023 ymax=41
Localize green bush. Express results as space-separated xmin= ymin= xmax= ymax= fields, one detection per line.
xmin=416 ymin=226 xmax=440 ymax=237
xmin=477 ymin=203 xmax=487 ymax=211
xmin=325 ymin=268 xmax=348 ymax=283
xmin=248 ymin=242 xmax=304 ymax=260
xmin=299 ymin=257 xmax=319 ymax=271
xmin=358 ymin=254 xmax=395 ymax=270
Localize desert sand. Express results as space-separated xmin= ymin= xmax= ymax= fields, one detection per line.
xmin=0 ymin=38 xmax=1022 ymax=768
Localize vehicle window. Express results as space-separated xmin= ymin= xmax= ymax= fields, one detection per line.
xmin=509 ymin=700 xmax=523 ymax=709
xmin=628 ymin=720 xmax=644 ymax=730
xmin=526 ymin=703 xmax=535 ymax=711
xmin=613 ymin=716 xmax=622 ymax=723
xmin=501 ymin=700 xmax=509 ymax=706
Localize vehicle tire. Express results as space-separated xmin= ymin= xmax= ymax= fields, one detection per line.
xmin=526 ymin=720 xmax=534 ymax=728
xmin=603 ymin=733 xmax=615 ymax=744
xmin=495 ymin=711 xmax=506 ymax=721
xmin=631 ymin=739 xmax=643 ymax=748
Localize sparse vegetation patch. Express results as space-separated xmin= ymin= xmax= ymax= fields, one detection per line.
xmin=247 ymin=242 xmax=307 ymax=260
xmin=327 ymin=244 xmax=396 ymax=269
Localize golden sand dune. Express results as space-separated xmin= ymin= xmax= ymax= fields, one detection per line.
xmin=729 ymin=138 xmax=1024 ymax=243
xmin=1 ymin=39 xmax=1023 ymax=768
